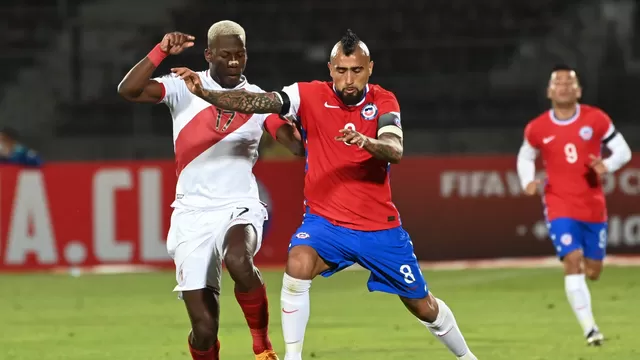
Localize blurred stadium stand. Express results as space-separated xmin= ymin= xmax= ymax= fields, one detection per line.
xmin=0 ymin=0 xmax=638 ymax=160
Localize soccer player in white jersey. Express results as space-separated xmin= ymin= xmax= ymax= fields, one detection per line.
xmin=118 ymin=21 xmax=303 ymax=360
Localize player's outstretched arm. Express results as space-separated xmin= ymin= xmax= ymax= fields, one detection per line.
xmin=362 ymin=133 xmax=403 ymax=164
xmin=118 ymin=32 xmax=195 ymax=103
xmin=172 ymin=67 xmax=285 ymax=114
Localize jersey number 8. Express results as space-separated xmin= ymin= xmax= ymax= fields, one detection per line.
xmin=564 ymin=143 xmax=578 ymax=164
xmin=343 ymin=123 xmax=356 ymax=146
xmin=399 ymin=264 xmax=416 ymax=284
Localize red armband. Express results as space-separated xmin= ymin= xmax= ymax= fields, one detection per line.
xmin=147 ymin=43 xmax=169 ymax=67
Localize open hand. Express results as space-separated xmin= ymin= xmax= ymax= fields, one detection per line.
xmin=335 ymin=128 xmax=368 ymax=148
xmin=171 ymin=67 xmax=205 ymax=97
xmin=588 ymin=154 xmax=608 ymax=175
xmin=160 ymin=32 xmax=195 ymax=55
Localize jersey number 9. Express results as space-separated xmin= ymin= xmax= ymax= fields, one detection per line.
xmin=564 ymin=143 xmax=578 ymax=164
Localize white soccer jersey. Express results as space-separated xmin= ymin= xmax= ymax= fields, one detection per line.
xmin=154 ymin=71 xmax=269 ymax=210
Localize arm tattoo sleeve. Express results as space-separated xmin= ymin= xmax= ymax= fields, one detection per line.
xmin=199 ymin=89 xmax=289 ymax=114
xmin=362 ymin=133 xmax=403 ymax=164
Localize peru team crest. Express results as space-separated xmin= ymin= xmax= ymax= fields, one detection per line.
xmin=579 ymin=126 xmax=593 ymax=140
xmin=361 ymin=103 xmax=378 ymax=120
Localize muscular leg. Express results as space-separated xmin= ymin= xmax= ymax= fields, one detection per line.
xmin=281 ymin=245 xmax=331 ymax=360
xmin=223 ymin=224 xmax=275 ymax=356
xmin=401 ymin=293 xmax=477 ymax=360
xmin=563 ymin=250 xmax=599 ymax=338
xmin=182 ymin=289 xmax=221 ymax=360
xmin=584 ymin=258 xmax=603 ymax=281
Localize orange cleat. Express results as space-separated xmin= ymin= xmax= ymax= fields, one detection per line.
xmin=255 ymin=349 xmax=279 ymax=360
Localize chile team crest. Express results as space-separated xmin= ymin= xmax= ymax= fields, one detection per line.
xmin=579 ymin=126 xmax=593 ymax=140
xmin=361 ymin=103 xmax=378 ymax=120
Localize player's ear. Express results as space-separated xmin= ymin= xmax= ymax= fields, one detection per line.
xmin=546 ymin=86 xmax=552 ymax=100
xmin=576 ymin=86 xmax=583 ymax=99
xmin=204 ymin=48 xmax=212 ymax=63
xmin=327 ymin=62 xmax=332 ymax=76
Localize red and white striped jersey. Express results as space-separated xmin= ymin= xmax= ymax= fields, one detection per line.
xmin=154 ymin=71 xmax=277 ymax=210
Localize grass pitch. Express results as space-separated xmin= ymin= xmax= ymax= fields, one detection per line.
xmin=1 ymin=266 xmax=639 ymax=359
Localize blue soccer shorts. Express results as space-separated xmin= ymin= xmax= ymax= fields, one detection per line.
xmin=547 ymin=217 xmax=608 ymax=260
xmin=288 ymin=213 xmax=428 ymax=299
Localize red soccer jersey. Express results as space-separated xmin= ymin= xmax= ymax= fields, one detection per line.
xmin=524 ymin=104 xmax=614 ymax=222
xmin=271 ymin=81 xmax=402 ymax=231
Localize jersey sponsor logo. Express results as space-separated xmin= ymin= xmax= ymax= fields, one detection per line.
xmin=543 ymin=136 xmax=555 ymax=144
xmin=324 ymin=102 xmax=340 ymax=109
xmin=560 ymin=233 xmax=573 ymax=246
xmin=361 ymin=103 xmax=378 ymax=120
xmin=579 ymin=126 xmax=593 ymax=140
xmin=295 ymin=232 xmax=310 ymax=239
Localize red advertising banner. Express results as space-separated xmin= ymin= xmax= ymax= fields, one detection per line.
xmin=1 ymin=156 xmax=639 ymax=272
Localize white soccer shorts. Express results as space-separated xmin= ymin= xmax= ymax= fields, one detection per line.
xmin=166 ymin=202 xmax=268 ymax=296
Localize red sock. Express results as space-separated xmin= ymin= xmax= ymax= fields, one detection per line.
xmin=188 ymin=338 xmax=220 ymax=360
xmin=235 ymin=284 xmax=273 ymax=354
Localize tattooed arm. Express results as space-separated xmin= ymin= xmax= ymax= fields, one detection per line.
xmin=198 ymin=88 xmax=287 ymax=114
xmin=171 ymin=67 xmax=290 ymax=114
xmin=362 ymin=133 xmax=404 ymax=164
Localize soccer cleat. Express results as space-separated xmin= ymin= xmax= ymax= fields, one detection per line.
xmin=255 ymin=349 xmax=279 ymax=360
xmin=586 ymin=328 xmax=604 ymax=346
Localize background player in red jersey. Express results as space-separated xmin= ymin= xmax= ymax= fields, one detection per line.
xmin=118 ymin=21 xmax=303 ymax=360
xmin=174 ymin=30 xmax=477 ymax=360
xmin=517 ymin=65 xmax=632 ymax=346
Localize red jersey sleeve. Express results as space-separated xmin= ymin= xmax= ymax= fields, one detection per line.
xmin=377 ymin=90 xmax=400 ymax=115
xmin=593 ymin=108 xmax=615 ymax=141
xmin=264 ymin=114 xmax=288 ymax=138
xmin=524 ymin=121 xmax=540 ymax=148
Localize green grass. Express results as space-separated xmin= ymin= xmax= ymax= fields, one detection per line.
xmin=1 ymin=267 xmax=639 ymax=360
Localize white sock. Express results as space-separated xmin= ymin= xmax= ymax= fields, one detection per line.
xmin=281 ymin=273 xmax=312 ymax=360
xmin=565 ymin=274 xmax=597 ymax=336
xmin=420 ymin=298 xmax=477 ymax=360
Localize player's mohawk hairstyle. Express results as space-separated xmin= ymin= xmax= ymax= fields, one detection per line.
xmin=340 ymin=29 xmax=360 ymax=56
xmin=330 ymin=29 xmax=370 ymax=60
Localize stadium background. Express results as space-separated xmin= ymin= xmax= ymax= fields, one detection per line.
xmin=2 ymin=1 xmax=640 ymax=360
xmin=1 ymin=0 xmax=638 ymax=271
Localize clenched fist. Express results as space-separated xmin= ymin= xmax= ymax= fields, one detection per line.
xmin=160 ymin=32 xmax=195 ymax=55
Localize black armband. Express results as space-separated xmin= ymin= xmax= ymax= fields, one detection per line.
xmin=602 ymin=129 xmax=618 ymax=144
xmin=276 ymin=90 xmax=291 ymax=117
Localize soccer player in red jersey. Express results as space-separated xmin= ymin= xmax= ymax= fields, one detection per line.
xmin=118 ymin=21 xmax=303 ymax=360
xmin=174 ymin=29 xmax=477 ymax=360
xmin=517 ymin=65 xmax=632 ymax=345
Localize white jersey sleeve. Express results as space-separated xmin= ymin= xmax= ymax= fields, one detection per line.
xmin=517 ymin=139 xmax=539 ymax=190
xmin=277 ymin=83 xmax=301 ymax=118
xmin=153 ymin=74 xmax=190 ymax=110
xmin=602 ymin=124 xmax=632 ymax=173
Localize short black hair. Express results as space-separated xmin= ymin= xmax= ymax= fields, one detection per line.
xmin=552 ymin=64 xmax=575 ymax=73
xmin=551 ymin=64 xmax=580 ymax=84
xmin=0 ymin=126 xmax=19 ymax=140
xmin=340 ymin=29 xmax=361 ymax=56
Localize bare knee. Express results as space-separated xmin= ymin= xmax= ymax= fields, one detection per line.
xmin=401 ymin=293 xmax=439 ymax=323
xmin=584 ymin=259 xmax=603 ymax=281
xmin=562 ymin=250 xmax=583 ymax=275
xmin=190 ymin=314 xmax=217 ymax=348
xmin=286 ymin=245 xmax=329 ymax=280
